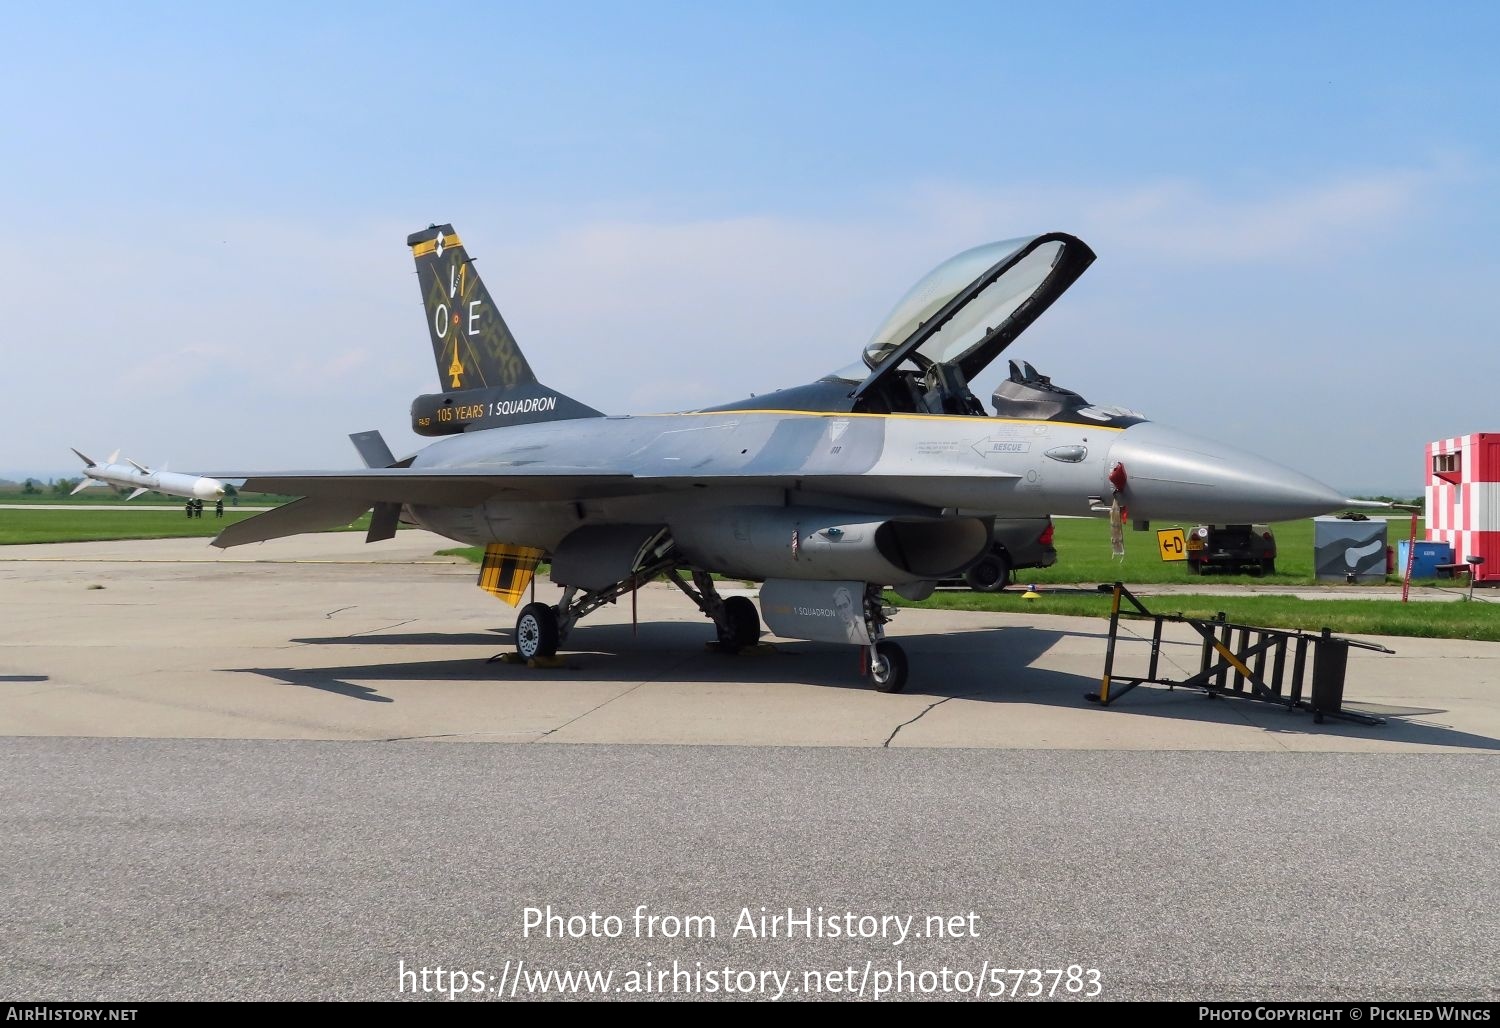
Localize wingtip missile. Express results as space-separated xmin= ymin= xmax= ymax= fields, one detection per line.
xmin=68 ymin=450 xmax=227 ymax=502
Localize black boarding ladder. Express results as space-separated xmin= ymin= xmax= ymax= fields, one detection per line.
xmin=1088 ymin=583 xmax=1390 ymax=725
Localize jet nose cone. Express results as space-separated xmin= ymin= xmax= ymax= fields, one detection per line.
xmin=1107 ymin=422 xmax=1350 ymax=523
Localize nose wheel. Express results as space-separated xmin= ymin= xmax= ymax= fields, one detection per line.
xmin=868 ymin=640 xmax=908 ymax=693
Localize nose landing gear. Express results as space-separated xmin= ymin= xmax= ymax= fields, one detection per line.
xmin=868 ymin=639 xmax=908 ymax=693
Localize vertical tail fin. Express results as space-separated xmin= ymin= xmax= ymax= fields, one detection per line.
xmin=407 ymin=224 xmax=537 ymax=391
xmin=406 ymin=224 xmax=602 ymax=432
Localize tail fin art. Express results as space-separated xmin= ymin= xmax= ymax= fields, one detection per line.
xmin=405 ymin=224 xmax=601 ymax=434
xmin=408 ymin=225 xmax=536 ymax=391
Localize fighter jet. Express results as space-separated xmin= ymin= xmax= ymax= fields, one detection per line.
xmin=70 ymin=450 xmax=226 ymax=502
xmin=201 ymin=225 xmax=1369 ymax=692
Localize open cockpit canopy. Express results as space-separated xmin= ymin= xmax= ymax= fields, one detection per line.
xmin=851 ymin=233 xmax=1094 ymax=415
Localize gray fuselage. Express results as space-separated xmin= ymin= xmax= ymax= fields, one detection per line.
xmin=403 ymin=407 xmax=1347 ymax=578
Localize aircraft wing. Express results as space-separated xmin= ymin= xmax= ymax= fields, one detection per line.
xmin=213 ymin=466 xmax=1020 ymax=508
xmin=207 ymin=467 xmax=636 ymax=507
xmin=204 ymin=465 xmax=1022 ymax=548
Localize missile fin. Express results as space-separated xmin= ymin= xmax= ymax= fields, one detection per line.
xmin=71 ymin=448 xmax=97 ymax=468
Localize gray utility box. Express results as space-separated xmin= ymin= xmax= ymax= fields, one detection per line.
xmin=1313 ymin=517 xmax=1388 ymax=584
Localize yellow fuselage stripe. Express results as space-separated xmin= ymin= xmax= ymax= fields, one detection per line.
xmin=672 ymin=409 xmax=1129 ymax=431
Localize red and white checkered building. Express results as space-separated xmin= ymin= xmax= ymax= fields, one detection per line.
xmin=1426 ymin=433 xmax=1500 ymax=583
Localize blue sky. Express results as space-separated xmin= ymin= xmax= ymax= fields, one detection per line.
xmin=3 ymin=2 xmax=1496 ymax=491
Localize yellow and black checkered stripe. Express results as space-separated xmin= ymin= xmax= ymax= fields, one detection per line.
xmin=477 ymin=543 xmax=545 ymax=606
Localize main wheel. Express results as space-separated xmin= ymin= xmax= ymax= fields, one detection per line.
xmin=1261 ymin=558 xmax=1276 ymax=576
xmin=964 ymin=552 xmax=1011 ymax=592
xmin=869 ymin=640 xmax=909 ymax=693
xmin=515 ymin=602 xmax=559 ymax=660
xmin=716 ymin=595 xmax=761 ymax=652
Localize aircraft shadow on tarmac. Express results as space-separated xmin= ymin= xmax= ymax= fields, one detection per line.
xmin=291 ymin=631 xmax=509 ymax=647
xmin=231 ymin=622 xmax=1500 ymax=750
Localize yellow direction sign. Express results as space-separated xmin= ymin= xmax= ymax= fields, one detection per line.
xmin=1157 ymin=528 xmax=1188 ymax=562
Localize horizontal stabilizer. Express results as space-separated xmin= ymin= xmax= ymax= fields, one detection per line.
xmin=211 ymin=496 xmax=373 ymax=548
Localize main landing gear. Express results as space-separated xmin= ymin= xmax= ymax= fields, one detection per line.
xmin=665 ymin=570 xmax=762 ymax=653
xmin=514 ymin=602 xmax=560 ymax=660
xmin=506 ymin=558 xmax=766 ymax=663
xmin=505 ymin=563 xmax=909 ymax=694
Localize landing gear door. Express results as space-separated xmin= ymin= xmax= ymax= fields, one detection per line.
xmin=852 ymin=233 xmax=1095 ymax=410
xmin=550 ymin=525 xmax=670 ymax=591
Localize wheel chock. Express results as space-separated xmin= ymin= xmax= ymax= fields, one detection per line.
xmin=704 ymin=641 xmax=777 ymax=655
xmin=527 ymin=655 xmax=568 ymax=670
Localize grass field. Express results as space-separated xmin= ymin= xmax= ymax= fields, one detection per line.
xmin=1024 ymin=515 xmax=1435 ymax=587
xmin=886 ymin=588 xmax=1500 ymax=642
xmin=0 ymin=508 xmax=370 ymax=545
xmin=446 ymin=518 xmax=1452 ymax=591
xmin=0 ymin=494 xmax=193 ymax=506
xmin=439 ymin=525 xmax=1498 ymax=641
xmin=0 ymin=492 xmax=299 ymax=507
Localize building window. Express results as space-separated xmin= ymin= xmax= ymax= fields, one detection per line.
xmin=1433 ymin=453 xmax=1462 ymax=484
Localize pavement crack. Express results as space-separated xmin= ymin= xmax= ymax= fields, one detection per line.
xmin=377 ymin=732 xmax=465 ymax=742
xmin=376 ymin=731 xmax=541 ymax=742
xmin=536 ymin=650 xmax=699 ymax=740
xmin=348 ymin=619 xmax=417 ymax=638
xmin=883 ymin=695 xmax=957 ymax=748
xmin=1218 ymin=694 xmax=1296 ymax=750
xmin=323 ymin=606 xmax=356 ymax=619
